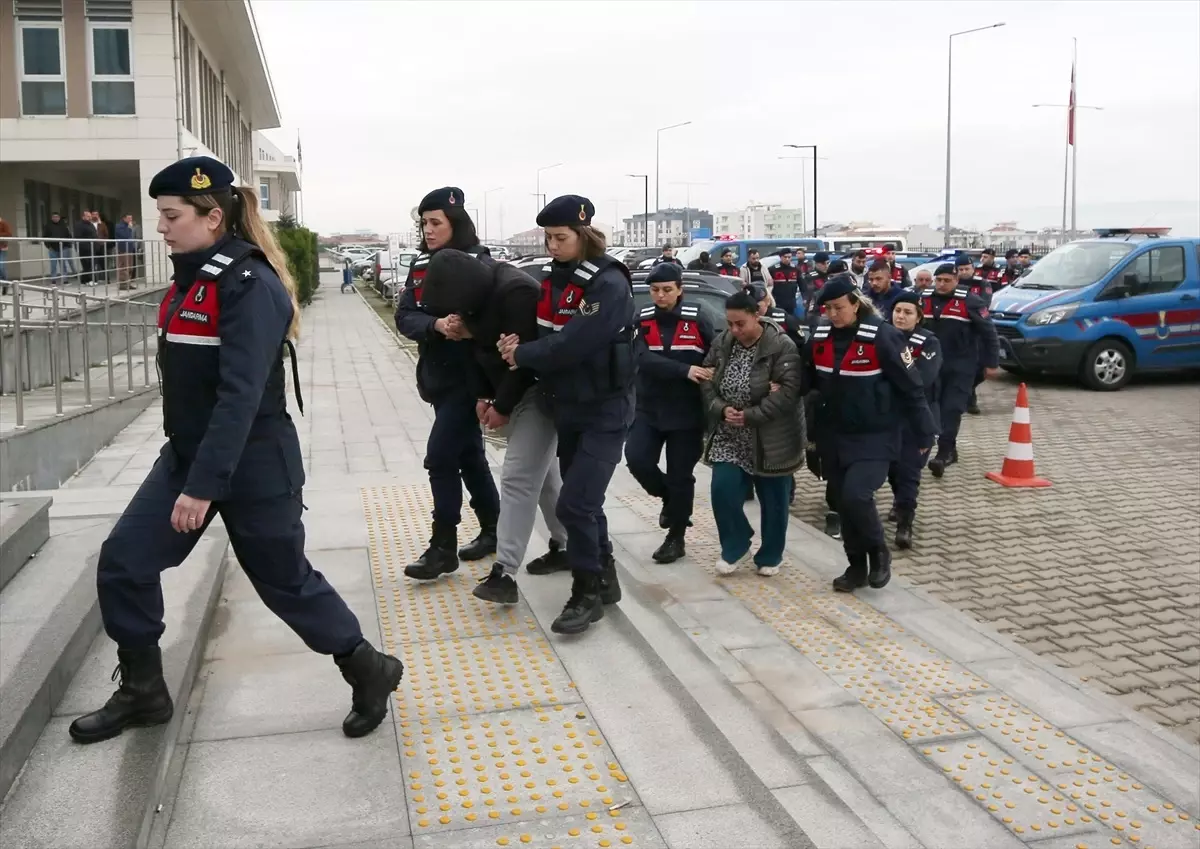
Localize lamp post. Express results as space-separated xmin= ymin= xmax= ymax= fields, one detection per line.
xmin=655 ymin=122 xmax=691 ymax=212
xmin=943 ymin=22 xmax=1007 ymax=248
xmin=483 ymin=186 xmax=503 ymax=242
xmin=535 ymin=163 xmax=562 ymax=216
xmin=783 ymin=144 xmax=820 ymax=238
xmin=778 ymin=154 xmax=828 ymax=237
xmin=627 ymin=174 xmax=649 ymax=247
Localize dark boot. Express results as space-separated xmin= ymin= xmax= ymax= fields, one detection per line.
xmin=526 ymin=539 xmax=569 ymax=575
xmin=458 ymin=519 xmax=497 ymax=561
xmin=868 ymin=546 xmax=893 ymax=589
xmin=832 ymin=553 xmax=868 ymax=593
xmin=895 ymin=510 xmax=914 ymax=550
xmin=886 ymin=505 xmax=898 ymax=523
xmin=68 ymin=646 xmax=173 ymax=744
xmin=928 ymin=452 xmax=949 ymax=478
xmin=652 ymin=530 xmax=686 ymax=564
xmin=335 ymin=640 xmax=404 ymax=738
xmin=473 ymin=563 xmax=518 ymax=605
xmin=823 ymin=511 xmax=842 ymax=540
xmin=967 ymin=391 xmax=981 ymax=415
xmin=552 ymin=571 xmax=604 ymax=634
xmin=404 ymin=522 xmax=459 ymax=580
xmin=599 ymin=553 xmax=622 ymax=605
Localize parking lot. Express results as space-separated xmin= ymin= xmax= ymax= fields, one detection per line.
xmin=792 ymin=372 xmax=1200 ymax=743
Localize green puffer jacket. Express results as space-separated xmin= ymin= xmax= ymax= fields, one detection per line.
xmin=700 ymin=320 xmax=805 ymax=476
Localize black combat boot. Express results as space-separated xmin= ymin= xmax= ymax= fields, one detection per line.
xmin=458 ymin=517 xmax=498 ymax=561
xmin=552 ymin=571 xmax=604 ymax=634
xmin=599 ymin=552 xmax=622 ymax=605
xmin=895 ymin=510 xmax=914 ymax=550
xmin=526 ymin=540 xmax=569 ymax=575
xmin=473 ymin=563 xmax=519 ymax=605
xmin=404 ymin=521 xmax=459 ymax=580
xmin=886 ymin=505 xmax=898 ymax=523
xmin=823 ymin=511 xmax=842 ymax=540
xmin=68 ymin=646 xmax=173 ymax=744
xmin=652 ymin=530 xmax=686 ymax=564
xmin=335 ymin=640 xmax=405 ymax=738
xmin=832 ymin=553 xmax=868 ymax=593
xmin=928 ymin=451 xmax=951 ymax=478
xmin=868 ymin=546 xmax=893 ymax=588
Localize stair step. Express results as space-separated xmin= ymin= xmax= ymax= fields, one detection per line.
xmin=0 ymin=496 xmax=51 ymax=592
xmin=0 ymin=530 xmax=229 ymax=849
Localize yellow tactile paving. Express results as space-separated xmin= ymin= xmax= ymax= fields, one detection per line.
xmin=619 ymin=492 xmax=1199 ymax=847
xmin=363 ymin=486 xmax=661 ymax=846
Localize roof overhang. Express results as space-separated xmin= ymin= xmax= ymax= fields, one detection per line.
xmin=182 ymin=0 xmax=281 ymax=130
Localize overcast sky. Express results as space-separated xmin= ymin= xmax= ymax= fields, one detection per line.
xmin=252 ymin=0 xmax=1200 ymax=240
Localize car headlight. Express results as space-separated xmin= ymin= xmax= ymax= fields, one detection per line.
xmin=1026 ymin=303 xmax=1079 ymax=326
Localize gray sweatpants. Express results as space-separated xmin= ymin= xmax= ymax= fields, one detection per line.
xmin=494 ymin=387 xmax=567 ymax=576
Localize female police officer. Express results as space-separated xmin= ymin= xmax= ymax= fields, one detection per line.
xmin=396 ymin=187 xmax=501 ymax=580
xmin=498 ymin=195 xmax=633 ymax=635
xmin=626 ymin=261 xmax=715 ymax=563
xmin=801 ymin=275 xmax=937 ymax=594
xmin=69 ymin=156 xmax=403 ymax=745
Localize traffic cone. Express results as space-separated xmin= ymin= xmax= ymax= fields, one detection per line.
xmin=985 ymin=383 xmax=1051 ymax=488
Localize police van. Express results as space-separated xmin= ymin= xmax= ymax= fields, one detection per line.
xmin=989 ymin=228 xmax=1200 ymax=390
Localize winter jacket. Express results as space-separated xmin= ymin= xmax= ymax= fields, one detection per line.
xmin=42 ymin=220 xmax=71 ymax=250
xmin=700 ymin=320 xmax=804 ymax=476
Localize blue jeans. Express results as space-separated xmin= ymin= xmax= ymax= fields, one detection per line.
xmin=48 ymin=248 xmax=68 ymax=281
xmin=710 ymin=462 xmax=791 ymax=567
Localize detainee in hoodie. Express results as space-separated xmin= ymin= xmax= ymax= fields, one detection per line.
xmin=420 ymin=249 xmax=570 ymax=604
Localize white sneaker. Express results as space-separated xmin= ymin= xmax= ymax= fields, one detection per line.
xmin=715 ymin=551 xmax=752 ymax=576
xmin=756 ymin=565 xmax=780 ymax=577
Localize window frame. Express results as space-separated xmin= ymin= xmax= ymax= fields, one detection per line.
xmin=86 ymin=20 xmax=136 ymax=116
xmin=16 ymin=20 xmax=67 ymax=117
xmin=259 ymin=180 xmax=271 ymax=210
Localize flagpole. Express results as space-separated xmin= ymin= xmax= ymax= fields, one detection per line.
xmin=1069 ymin=37 xmax=1078 ymax=238
xmin=1061 ymin=125 xmax=1069 ymax=240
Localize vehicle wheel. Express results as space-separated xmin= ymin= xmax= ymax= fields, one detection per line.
xmin=1080 ymin=338 xmax=1133 ymax=391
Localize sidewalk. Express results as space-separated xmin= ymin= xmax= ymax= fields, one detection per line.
xmin=13 ymin=278 xmax=1200 ymax=849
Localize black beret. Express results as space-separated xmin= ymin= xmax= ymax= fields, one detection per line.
xmin=418 ymin=187 xmax=465 ymax=215
xmin=719 ymin=247 xmax=733 ymax=257
xmin=149 ymin=155 xmax=234 ymax=198
xmin=813 ymin=251 xmax=830 ymax=263
xmin=828 ymin=259 xmax=848 ymax=274
xmin=954 ymin=254 xmax=974 ymax=266
xmin=982 ymin=246 xmax=996 ymax=256
xmin=536 ymin=195 xmax=594 ymax=227
xmin=744 ymin=283 xmax=769 ymax=302
xmin=892 ymin=289 xmax=922 ymax=310
xmin=817 ymin=274 xmax=857 ymax=305
xmin=935 ymin=263 xmax=957 ymax=276
xmin=647 ymin=263 xmax=683 ymax=285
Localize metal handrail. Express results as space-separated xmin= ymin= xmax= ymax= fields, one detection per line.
xmin=2 ymin=279 xmax=159 ymax=429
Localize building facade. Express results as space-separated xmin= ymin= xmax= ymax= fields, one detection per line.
xmin=0 ymin=0 xmax=279 ymax=279
xmin=713 ymin=204 xmax=809 ymax=240
xmin=621 ymin=208 xmax=713 ymax=248
xmin=252 ymin=130 xmax=299 ymax=224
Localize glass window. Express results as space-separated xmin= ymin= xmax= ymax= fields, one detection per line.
xmin=90 ymin=25 xmax=135 ymax=115
xmin=1129 ymin=246 xmax=1186 ymax=295
xmin=18 ymin=25 xmax=67 ymax=115
xmin=259 ymin=181 xmax=271 ymax=209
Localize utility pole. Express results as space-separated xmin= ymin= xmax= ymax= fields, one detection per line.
xmin=627 ymin=175 xmax=649 ymax=247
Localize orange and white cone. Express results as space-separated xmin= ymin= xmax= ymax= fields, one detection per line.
xmin=985 ymin=383 xmax=1051 ymax=488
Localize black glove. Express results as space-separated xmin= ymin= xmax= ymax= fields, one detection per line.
xmin=805 ymin=445 xmax=822 ymax=480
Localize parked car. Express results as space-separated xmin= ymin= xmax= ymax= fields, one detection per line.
xmin=630 ymin=279 xmax=732 ymax=329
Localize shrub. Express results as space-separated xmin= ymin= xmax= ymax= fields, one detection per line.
xmin=274 ymin=216 xmax=320 ymax=305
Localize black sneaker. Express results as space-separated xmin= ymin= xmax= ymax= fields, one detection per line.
xmin=458 ymin=522 xmax=497 ymax=561
xmin=473 ymin=564 xmax=518 ymax=604
xmin=526 ymin=540 xmax=569 ymax=575
xmin=823 ymin=511 xmax=842 ymax=540
xmin=652 ymin=532 xmax=685 ymax=564
xmin=551 ymin=571 xmax=604 ymax=635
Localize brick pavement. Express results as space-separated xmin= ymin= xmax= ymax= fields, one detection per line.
xmin=790 ymin=374 xmax=1200 ymax=744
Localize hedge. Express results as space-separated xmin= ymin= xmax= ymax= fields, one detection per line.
xmin=274 ymin=214 xmax=320 ymax=305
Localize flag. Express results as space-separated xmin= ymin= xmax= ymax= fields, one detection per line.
xmin=1067 ymin=59 xmax=1076 ymax=146
xmin=296 ymin=131 xmax=303 ymax=169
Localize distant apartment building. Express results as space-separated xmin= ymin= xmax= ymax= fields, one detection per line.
xmin=252 ymin=130 xmax=300 ymax=224
xmin=622 ymin=208 xmax=713 ymax=248
xmin=713 ymin=204 xmax=810 ymax=240
xmin=0 ymin=0 xmax=280 ymax=279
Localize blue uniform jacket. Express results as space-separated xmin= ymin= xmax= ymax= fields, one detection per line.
xmin=800 ymin=318 xmax=937 ymax=461
xmin=866 ymin=282 xmax=906 ymax=317
xmin=515 ymin=256 xmax=635 ymax=431
xmin=921 ymin=287 xmax=1000 ymax=374
xmin=633 ymin=298 xmax=715 ymax=431
xmin=156 ymin=235 xmax=303 ymax=502
xmin=902 ymin=327 xmax=942 ymax=433
xmin=394 ymin=245 xmax=489 ymax=403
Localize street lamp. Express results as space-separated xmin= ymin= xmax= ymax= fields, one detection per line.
xmin=536 ymin=163 xmax=562 ymax=216
xmin=627 ymin=174 xmax=649 ymax=247
xmin=670 ymin=181 xmax=708 ymax=246
xmin=655 ymin=122 xmax=691 ymax=212
xmin=483 ymin=186 xmax=503 ymax=242
xmin=783 ymin=144 xmax=821 ymax=238
xmin=779 ymin=154 xmax=829 ymax=237
xmin=944 ymin=22 xmax=1006 ymax=248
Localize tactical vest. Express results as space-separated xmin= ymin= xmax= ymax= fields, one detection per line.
xmin=964 ymin=275 xmax=992 ymax=301
xmin=771 ymin=266 xmax=798 ymax=284
xmin=890 ymin=262 xmax=904 ymax=283
xmin=810 ymin=320 xmax=895 ymax=434
xmin=408 ymin=252 xmax=431 ymax=307
xmin=811 ymin=321 xmax=883 ymax=379
xmin=717 ymin=264 xmax=739 ymax=277
xmin=638 ymin=303 xmax=705 ymax=356
xmin=922 ymin=287 xmax=972 ymax=322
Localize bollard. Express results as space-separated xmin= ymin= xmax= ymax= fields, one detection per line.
xmin=11 ymin=282 xmax=25 ymax=429
xmin=105 ymin=297 xmax=115 ymax=399
xmin=125 ymin=312 xmax=133 ymax=393
xmin=80 ymin=291 xmax=92 ymax=408
xmin=50 ymin=287 xmax=63 ymax=417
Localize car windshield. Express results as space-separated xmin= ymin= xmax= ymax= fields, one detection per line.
xmin=1014 ymin=242 xmax=1135 ymax=290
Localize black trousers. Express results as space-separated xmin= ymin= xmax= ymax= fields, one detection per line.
xmin=888 ymin=428 xmax=929 ymax=512
xmin=821 ymin=442 xmax=890 ymax=556
xmin=557 ymin=427 xmax=626 ymax=573
xmin=96 ymin=454 xmax=363 ymax=655
xmin=426 ymin=391 xmax=500 ymax=527
xmin=624 ymin=418 xmax=703 ymax=530
xmin=938 ymin=370 xmax=974 ymax=456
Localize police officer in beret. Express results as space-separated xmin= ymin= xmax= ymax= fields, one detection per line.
xmin=886 ymin=290 xmax=942 ymax=550
xmin=801 ymin=275 xmax=937 ymax=594
xmin=626 ymin=261 xmax=715 ymax=563
xmin=396 ymin=187 xmax=501 ymax=581
xmin=498 ymin=195 xmax=634 ymax=635
xmin=69 ymin=156 xmax=403 ymax=745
